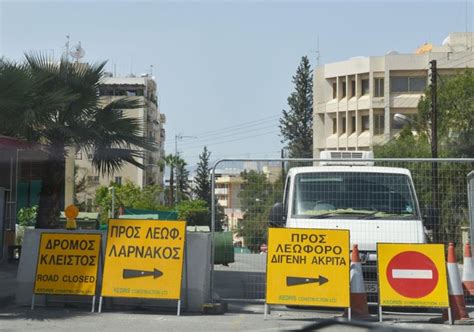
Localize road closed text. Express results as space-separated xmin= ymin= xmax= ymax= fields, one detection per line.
xmin=33 ymin=233 xmax=101 ymax=296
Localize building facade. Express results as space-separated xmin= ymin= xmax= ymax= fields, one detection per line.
xmin=74 ymin=75 xmax=166 ymax=209
xmin=313 ymin=32 xmax=474 ymax=157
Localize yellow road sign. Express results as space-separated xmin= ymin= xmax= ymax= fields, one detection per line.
xmin=266 ymin=228 xmax=350 ymax=307
xmin=34 ymin=233 xmax=101 ymax=296
xmin=101 ymin=219 xmax=186 ymax=300
xmin=377 ymin=243 xmax=449 ymax=307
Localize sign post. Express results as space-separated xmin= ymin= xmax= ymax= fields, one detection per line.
xmin=377 ymin=243 xmax=449 ymax=322
xmin=32 ymin=232 xmax=102 ymax=312
xmin=100 ymin=219 xmax=186 ymax=315
xmin=265 ymin=228 xmax=350 ymax=317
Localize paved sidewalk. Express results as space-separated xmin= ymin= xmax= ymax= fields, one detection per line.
xmin=0 ymin=263 xmax=18 ymax=308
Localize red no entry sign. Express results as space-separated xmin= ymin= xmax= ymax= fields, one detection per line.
xmin=386 ymin=251 xmax=439 ymax=298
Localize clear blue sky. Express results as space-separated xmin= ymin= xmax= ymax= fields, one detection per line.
xmin=0 ymin=0 xmax=471 ymax=169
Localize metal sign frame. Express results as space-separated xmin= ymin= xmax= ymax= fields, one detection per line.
xmin=31 ymin=232 xmax=102 ymax=312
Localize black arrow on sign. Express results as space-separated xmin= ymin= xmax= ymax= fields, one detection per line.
xmin=122 ymin=268 xmax=163 ymax=279
xmin=286 ymin=275 xmax=328 ymax=287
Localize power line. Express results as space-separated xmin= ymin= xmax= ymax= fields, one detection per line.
xmin=165 ymin=115 xmax=279 ymax=146
xmin=170 ymin=123 xmax=279 ymax=148
xmin=175 ymin=130 xmax=280 ymax=153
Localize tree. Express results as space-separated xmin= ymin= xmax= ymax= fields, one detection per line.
xmin=95 ymin=182 xmax=165 ymax=223
xmin=236 ymin=170 xmax=278 ymax=252
xmin=176 ymin=156 xmax=190 ymax=202
xmin=160 ymin=154 xmax=180 ymax=205
xmin=279 ymin=56 xmax=313 ymax=158
xmin=0 ymin=54 xmax=155 ymax=228
xmin=374 ymin=70 xmax=474 ymax=244
xmin=194 ymin=146 xmax=212 ymax=206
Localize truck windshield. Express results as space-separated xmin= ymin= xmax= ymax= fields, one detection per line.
xmin=292 ymin=172 xmax=419 ymax=219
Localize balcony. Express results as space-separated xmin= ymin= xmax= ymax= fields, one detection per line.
xmin=215 ymin=188 xmax=228 ymax=195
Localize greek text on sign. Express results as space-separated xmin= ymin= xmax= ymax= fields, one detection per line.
xmin=101 ymin=219 xmax=186 ymax=300
xmin=266 ymin=228 xmax=350 ymax=308
xmin=377 ymin=243 xmax=449 ymax=307
xmin=34 ymin=233 xmax=101 ymax=296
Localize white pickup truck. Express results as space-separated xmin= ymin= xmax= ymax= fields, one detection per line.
xmin=269 ymin=151 xmax=427 ymax=297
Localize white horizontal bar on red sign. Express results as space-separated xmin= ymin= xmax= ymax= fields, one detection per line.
xmin=392 ymin=269 xmax=433 ymax=279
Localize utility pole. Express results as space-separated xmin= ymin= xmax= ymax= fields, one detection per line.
xmin=429 ymin=59 xmax=440 ymax=242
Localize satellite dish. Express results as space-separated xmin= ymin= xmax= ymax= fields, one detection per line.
xmin=70 ymin=41 xmax=85 ymax=62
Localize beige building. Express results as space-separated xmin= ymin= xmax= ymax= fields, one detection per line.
xmin=73 ymin=75 xmax=166 ymax=209
xmin=313 ymin=32 xmax=474 ymax=157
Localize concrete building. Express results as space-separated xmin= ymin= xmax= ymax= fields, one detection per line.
xmin=74 ymin=75 xmax=166 ymax=209
xmin=313 ymin=32 xmax=474 ymax=157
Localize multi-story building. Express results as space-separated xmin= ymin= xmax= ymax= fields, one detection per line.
xmin=74 ymin=74 xmax=166 ymax=209
xmin=313 ymin=32 xmax=474 ymax=157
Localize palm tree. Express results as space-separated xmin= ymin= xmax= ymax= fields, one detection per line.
xmin=0 ymin=54 xmax=155 ymax=228
xmin=160 ymin=154 xmax=180 ymax=206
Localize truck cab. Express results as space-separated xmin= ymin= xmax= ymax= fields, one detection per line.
xmin=269 ymin=151 xmax=426 ymax=296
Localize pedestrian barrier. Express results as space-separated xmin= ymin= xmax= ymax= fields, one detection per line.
xmin=443 ymin=242 xmax=469 ymax=322
xmin=344 ymin=244 xmax=369 ymax=319
xmin=462 ymin=242 xmax=474 ymax=296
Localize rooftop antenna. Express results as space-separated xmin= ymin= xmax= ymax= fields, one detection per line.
xmin=150 ymin=64 xmax=153 ymax=76
xmin=316 ymin=35 xmax=321 ymax=66
xmin=70 ymin=41 xmax=85 ymax=63
xmin=64 ymin=35 xmax=70 ymax=61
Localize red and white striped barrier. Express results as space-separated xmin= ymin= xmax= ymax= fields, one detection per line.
xmin=443 ymin=242 xmax=469 ymax=322
xmin=462 ymin=242 xmax=474 ymax=296
xmin=346 ymin=244 xmax=369 ymax=318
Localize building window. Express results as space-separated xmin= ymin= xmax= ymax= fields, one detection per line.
xmin=341 ymin=117 xmax=346 ymax=134
xmin=332 ymin=83 xmax=337 ymax=99
xmin=332 ymin=117 xmax=337 ymax=134
xmin=87 ymin=176 xmax=100 ymax=184
xmin=361 ymin=79 xmax=369 ymax=95
xmin=374 ymin=114 xmax=385 ymax=135
xmin=115 ymin=176 xmax=122 ymax=185
xmin=361 ymin=115 xmax=370 ymax=131
xmin=342 ymin=82 xmax=347 ymax=98
xmin=75 ymin=150 xmax=82 ymax=160
xmin=391 ymin=77 xmax=427 ymax=92
xmin=374 ymin=78 xmax=384 ymax=97
xmin=351 ymin=116 xmax=356 ymax=133
xmin=351 ymin=80 xmax=356 ymax=97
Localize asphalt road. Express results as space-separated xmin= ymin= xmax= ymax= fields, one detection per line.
xmin=0 ymin=302 xmax=473 ymax=331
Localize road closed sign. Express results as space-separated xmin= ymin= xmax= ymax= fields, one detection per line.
xmin=34 ymin=233 xmax=101 ymax=296
xmin=101 ymin=219 xmax=186 ymax=300
xmin=377 ymin=243 xmax=449 ymax=307
xmin=266 ymin=228 xmax=350 ymax=308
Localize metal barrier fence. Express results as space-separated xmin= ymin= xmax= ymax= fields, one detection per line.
xmin=210 ymin=158 xmax=474 ymax=303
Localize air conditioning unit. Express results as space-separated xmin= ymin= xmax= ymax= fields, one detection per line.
xmin=319 ymin=150 xmax=374 ymax=166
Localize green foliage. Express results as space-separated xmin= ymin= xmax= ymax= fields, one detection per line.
xmin=176 ymin=199 xmax=210 ymax=226
xmin=236 ymin=171 xmax=283 ymax=252
xmin=374 ymin=70 xmax=474 ymax=244
xmin=17 ymin=206 xmax=37 ymax=227
xmin=194 ymin=146 xmax=212 ymax=206
xmin=0 ymin=53 xmax=155 ymax=228
xmin=279 ymin=56 xmax=313 ymax=158
xmin=95 ymin=182 xmax=165 ymax=223
xmin=176 ymin=157 xmax=190 ymax=202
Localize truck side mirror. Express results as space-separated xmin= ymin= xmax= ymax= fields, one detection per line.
xmin=423 ymin=205 xmax=439 ymax=230
xmin=269 ymin=202 xmax=286 ymax=227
